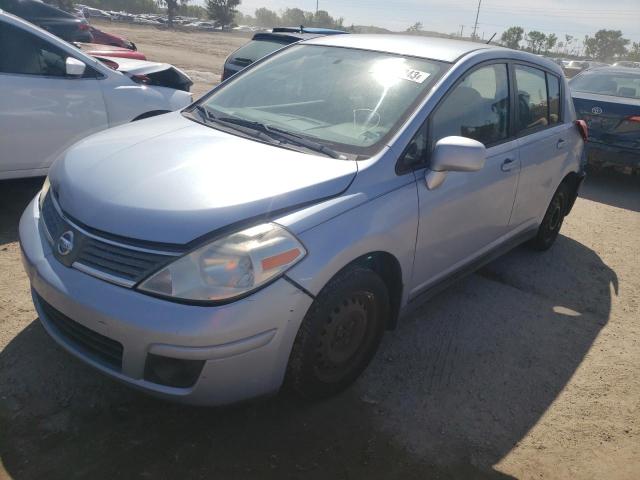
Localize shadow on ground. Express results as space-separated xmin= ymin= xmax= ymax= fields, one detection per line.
xmin=579 ymin=169 xmax=640 ymax=212
xmin=0 ymin=178 xmax=44 ymax=245
xmin=0 ymin=175 xmax=622 ymax=479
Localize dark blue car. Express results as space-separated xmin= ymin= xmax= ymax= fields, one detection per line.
xmin=221 ymin=27 xmax=347 ymax=81
xmin=570 ymin=67 xmax=640 ymax=173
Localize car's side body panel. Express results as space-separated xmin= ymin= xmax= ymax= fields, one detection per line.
xmin=286 ymin=47 xmax=582 ymax=313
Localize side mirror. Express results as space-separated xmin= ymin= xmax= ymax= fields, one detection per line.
xmin=65 ymin=57 xmax=86 ymax=77
xmin=425 ymin=136 xmax=487 ymax=190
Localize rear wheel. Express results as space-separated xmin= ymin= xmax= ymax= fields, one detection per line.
xmin=528 ymin=182 xmax=570 ymax=251
xmin=285 ymin=266 xmax=389 ymax=399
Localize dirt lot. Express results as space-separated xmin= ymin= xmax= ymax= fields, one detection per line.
xmin=89 ymin=20 xmax=252 ymax=98
xmin=1 ymin=23 xmax=640 ymax=480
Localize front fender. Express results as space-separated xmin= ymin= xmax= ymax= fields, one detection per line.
xmin=282 ymin=182 xmax=418 ymax=308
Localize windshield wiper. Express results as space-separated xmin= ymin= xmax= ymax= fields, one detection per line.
xmin=215 ymin=116 xmax=343 ymax=159
xmin=190 ymin=107 xmax=344 ymax=159
xmin=191 ymin=106 xmax=280 ymax=144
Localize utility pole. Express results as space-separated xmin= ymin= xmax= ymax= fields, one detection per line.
xmin=316 ymin=0 xmax=319 ymax=15
xmin=472 ymin=0 xmax=481 ymax=39
xmin=460 ymin=25 xmax=464 ymax=38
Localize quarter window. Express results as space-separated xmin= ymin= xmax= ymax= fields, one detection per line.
xmin=547 ymin=73 xmax=561 ymax=125
xmin=430 ymin=63 xmax=510 ymax=147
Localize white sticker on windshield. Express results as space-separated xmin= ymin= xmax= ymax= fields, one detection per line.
xmin=402 ymin=69 xmax=430 ymax=83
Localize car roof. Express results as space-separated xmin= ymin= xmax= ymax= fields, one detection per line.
xmin=301 ymin=34 xmax=502 ymax=62
xmin=273 ymin=26 xmax=347 ymax=35
xmin=252 ymin=31 xmax=323 ymax=42
xmin=583 ymin=66 xmax=640 ymax=75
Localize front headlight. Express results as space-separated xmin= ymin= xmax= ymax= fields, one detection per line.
xmin=138 ymin=223 xmax=306 ymax=302
xmin=39 ymin=177 xmax=51 ymax=210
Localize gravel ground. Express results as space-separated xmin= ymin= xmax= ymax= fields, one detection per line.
xmin=88 ymin=21 xmax=252 ymax=98
xmin=1 ymin=23 xmax=639 ymax=480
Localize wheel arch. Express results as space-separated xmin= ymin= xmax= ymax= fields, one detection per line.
xmin=559 ymin=170 xmax=584 ymax=216
xmin=307 ymin=251 xmax=404 ymax=331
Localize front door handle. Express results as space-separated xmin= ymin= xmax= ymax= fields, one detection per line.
xmin=501 ymin=158 xmax=517 ymax=172
xmin=557 ymin=139 xmax=566 ymax=149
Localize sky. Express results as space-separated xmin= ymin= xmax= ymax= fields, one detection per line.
xmin=200 ymin=0 xmax=640 ymax=44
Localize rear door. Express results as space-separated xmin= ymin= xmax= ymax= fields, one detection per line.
xmin=0 ymin=20 xmax=108 ymax=177
xmin=509 ymin=64 xmax=572 ymax=226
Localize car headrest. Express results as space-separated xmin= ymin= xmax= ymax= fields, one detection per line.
xmin=617 ymin=87 xmax=636 ymax=97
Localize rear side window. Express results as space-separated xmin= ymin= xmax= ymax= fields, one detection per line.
xmin=515 ymin=65 xmax=550 ymax=132
xmin=0 ymin=22 xmax=68 ymax=76
xmin=229 ymin=39 xmax=290 ymax=66
xmin=547 ymin=73 xmax=561 ymax=125
xmin=431 ymin=63 xmax=510 ymax=147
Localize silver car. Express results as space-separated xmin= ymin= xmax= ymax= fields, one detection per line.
xmin=20 ymin=34 xmax=586 ymax=405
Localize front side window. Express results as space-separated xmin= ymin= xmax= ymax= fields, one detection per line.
xmin=0 ymin=23 xmax=68 ymax=77
xmin=199 ymin=44 xmax=447 ymax=157
xmin=515 ymin=65 xmax=549 ymax=132
xmin=430 ymin=63 xmax=510 ymax=147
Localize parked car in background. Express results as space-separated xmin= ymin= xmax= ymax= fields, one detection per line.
xmin=75 ymin=42 xmax=147 ymax=60
xmin=76 ymin=4 xmax=111 ymax=20
xmin=221 ymin=29 xmax=347 ymax=81
xmin=0 ymin=0 xmax=93 ymax=42
xmin=0 ymin=11 xmax=192 ymax=179
xmin=570 ymin=66 xmax=640 ymax=173
xmin=20 ymin=34 xmax=586 ymax=406
xmin=89 ymin=25 xmax=135 ymax=50
xmin=612 ymin=61 xmax=640 ymax=69
xmin=563 ymin=60 xmax=609 ymax=78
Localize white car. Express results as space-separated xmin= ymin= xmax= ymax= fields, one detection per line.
xmin=0 ymin=10 xmax=193 ymax=180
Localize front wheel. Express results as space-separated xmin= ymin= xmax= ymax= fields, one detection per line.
xmin=528 ymin=182 xmax=570 ymax=251
xmin=285 ymin=266 xmax=389 ymax=399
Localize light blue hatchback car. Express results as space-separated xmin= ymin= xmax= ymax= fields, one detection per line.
xmin=20 ymin=34 xmax=587 ymax=405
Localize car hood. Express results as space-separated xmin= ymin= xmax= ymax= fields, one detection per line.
xmin=98 ymin=56 xmax=193 ymax=91
xmin=49 ymin=113 xmax=358 ymax=245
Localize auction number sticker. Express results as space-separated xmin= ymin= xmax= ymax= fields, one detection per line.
xmin=402 ymin=69 xmax=430 ymax=83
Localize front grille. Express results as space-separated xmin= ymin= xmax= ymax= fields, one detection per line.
xmin=76 ymin=237 xmax=171 ymax=284
xmin=37 ymin=294 xmax=124 ymax=371
xmin=40 ymin=191 xmax=179 ymax=287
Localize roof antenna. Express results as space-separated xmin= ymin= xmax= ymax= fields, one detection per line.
xmin=486 ymin=32 xmax=496 ymax=44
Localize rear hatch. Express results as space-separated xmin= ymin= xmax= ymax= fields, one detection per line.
xmin=572 ymin=92 xmax=640 ymax=150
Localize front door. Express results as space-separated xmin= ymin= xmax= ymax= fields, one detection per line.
xmin=408 ymin=62 xmax=520 ymax=297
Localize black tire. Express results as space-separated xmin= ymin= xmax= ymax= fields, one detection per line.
xmin=528 ymin=182 xmax=571 ymax=251
xmin=285 ymin=266 xmax=389 ymax=399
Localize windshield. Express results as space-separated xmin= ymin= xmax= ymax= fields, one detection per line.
xmin=201 ymin=44 xmax=446 ymax=157
xmin=570 ymin=70 xmax=640 ymax=99
xmin=229 ymin=39 xmax=290 ymax=65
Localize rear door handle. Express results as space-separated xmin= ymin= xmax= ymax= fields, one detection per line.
xmin=557 ymin=139 xmax=566 ymax=149
xmin=501 ymin=158 xmax=517 ymax=172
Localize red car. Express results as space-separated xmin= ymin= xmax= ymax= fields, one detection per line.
xmin=89 ymin=25 xmax=136 ymax=50
xmin=76 ymin=42 xmax=147 ymax=61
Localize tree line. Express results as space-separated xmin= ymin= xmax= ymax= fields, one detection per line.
xmin=500 ymin=26 xmax=640 ymax=62
xmin=44 ymin=1 xmax=344 ymax=30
